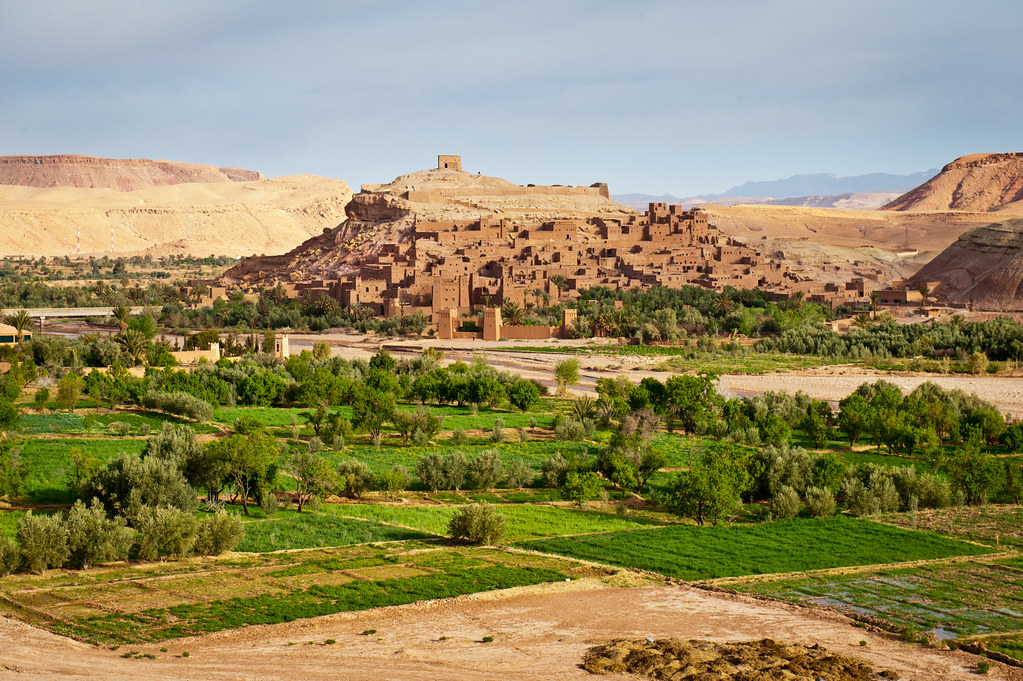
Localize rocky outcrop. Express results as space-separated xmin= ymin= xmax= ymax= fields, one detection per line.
xmin=913 ymin=217 xmax=1023 ymax=310
xmin=883 ymin=153 xmax=1023 ymax=212
xmin=0 ymin=155 xmax=263 ymax=191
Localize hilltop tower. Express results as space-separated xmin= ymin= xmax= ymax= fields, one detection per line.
xmin=437 ymin=155 xmax=462 ymax=171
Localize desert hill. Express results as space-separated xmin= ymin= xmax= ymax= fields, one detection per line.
xmin=913 ymin=217 xmax=1023 ymax=310
xmin=0 ymin=156 xmax=352 ymax=258
xmin=225 ymin=165 xmax=633 ymax=285
xmin=883 ymin=153 xmax=1023 ymax=212
xmin=0 ymin=154 xmax=263 ymax=191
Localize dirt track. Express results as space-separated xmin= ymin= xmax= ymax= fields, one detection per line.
xmin=2 ymin=581 xmax=1019 ymax=680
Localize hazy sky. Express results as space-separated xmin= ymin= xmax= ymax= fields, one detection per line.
xmin=2 ymin=1 xmax=1021 ymax=195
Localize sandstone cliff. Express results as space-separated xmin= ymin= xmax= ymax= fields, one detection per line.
xmin=913 ymin=218 xmax=1023 ymax=310
xmin=0 ymin=155 xmax=263 ymax=191
xmin=223 ymin=167 xmax=634 ymax=286
xmin=0 ymin=174 xmax=353 ymax=258
xmin=883 ymin=153 xmax=1023 ymax=212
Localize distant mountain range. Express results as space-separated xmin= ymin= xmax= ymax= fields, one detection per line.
xmin=613 ymin=168 xmax=938 ymax=210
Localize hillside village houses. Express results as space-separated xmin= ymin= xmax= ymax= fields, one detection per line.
xmin=207 ymin=156 xmax=897 ymax=339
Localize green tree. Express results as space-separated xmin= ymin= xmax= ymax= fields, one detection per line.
xmin=604 ymin=407 xmax=664 ymax=492
xmin=507 ymin=378 xmax=541 ymax=412
xmin=206 ymin=429 xmax=279 ymax=516
xmin=57 ymin=373 xmax=84 ymax=413
xmin=665 ymin=447 xmax=751 ymax=525
xmin=290 ymin=439 xmax=336 ymax=512
xmin=468 ymin=449 xmax=503 ymax=490
xmin=351 ymin=385 xmax=395 ymax=440
xmin=562 ymin=471 xmax=602 ymax=508
xmin=944 ymin=446 xmax=1005 ymax=505
xmin=17 ymin=511 xmax=69 ymax=574
xmin=663 ymin=373 xmax=721 ymax=433
xmin=66 ymin=499 xmax=133 ymax=569
xmin=0 ymin=440 xmax=28 ymax=501
xmin=337 ymin=458 xmax=375 ymax=499
xmin=114 ymin=328 xmax=149 ymax=366
xmin=554 ymin=358 xmax=580 ymax=397
xmin=837 ymin=392 xmax=870 ymax=446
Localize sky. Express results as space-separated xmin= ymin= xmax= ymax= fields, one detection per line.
xmin=2 ymin=0 xmax=1022 ymax=196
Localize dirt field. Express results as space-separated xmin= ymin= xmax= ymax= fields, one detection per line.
xmin=2 ymin=581 xmax=1018 ymax=680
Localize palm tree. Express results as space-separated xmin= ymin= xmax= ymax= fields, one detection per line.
xmin=541 ymin=291 xmax=553 ymax=308
xmin=916 ymin=283 xmax=930 ymax=314
xmin=869 ymin=291 xmax=881 ymax=319
xmin=549 ymin=275 xmax=567 ymax=303
xmin=852 ymin=313 xmax=873 ymax=329
xmin=115 ymin=329 xmax=149 ymax=366
xmin=111 ymin=304 xmax=132 ymax=333
xmin=501 ymin=300 xmax=525 ymax=325
xmin=530 ymin=288 xmax=545 ymax=308
xmin=5 ymin=309 xmax=31 ymax=344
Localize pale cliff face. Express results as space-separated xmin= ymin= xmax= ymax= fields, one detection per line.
xmin=883 ymin=153 xmax=1023 ymax=213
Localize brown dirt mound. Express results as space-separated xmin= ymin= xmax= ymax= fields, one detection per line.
xmin=883 ymin=153 xmax=1023 ymax=212
xmin=583 ymin=638 xmax=899 ymax=681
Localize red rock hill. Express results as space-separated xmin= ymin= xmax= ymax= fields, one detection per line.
xmin=0 ymin=154 xmax=263 ymax=191
xmin=883 ymin=153 xmax=1023 ymax=212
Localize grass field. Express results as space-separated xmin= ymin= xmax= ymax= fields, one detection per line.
xmin=325 ymin=502 xmax=668 ymax=543
xmin=16 ymin=438 xmax=145 ymax=504
xmin=0 ymin=543 xmax=606 ymax=645
xmin=18 ymin=410 xmax=218 ymax=436
xmin=877 ymin=505 xmax=1023 ymax=550
xmin=234 ymin=512 xmax=436 ymax=552
xmin=730 ymin=556 xmax=1023 ymax=646
xmin=517 ymin=515 xmax=994 ymax=581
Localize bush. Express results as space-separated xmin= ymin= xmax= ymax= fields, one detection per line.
xmin=66 ymin=499 xmax=133 ymax=569
xmin=141 ymin=390 xmax=214 ymax=423
xmin=442 ymin=451 xmax=468 ymax=491
xmin=448 ymin=502 xmax=506 ymax=545
xmin=450 ymin=428 xmax=468 ymax=446
xmin=769 ymin=485 xmax=801 ymax=520
xmin=540 ymin=452 xmax=572 ymax=488
xmin=0 ymin=537 xmax=20 ymax=576
xmin=554 ymin=417 xmax=595 ymax=441
xmin=468 ymin=449 xmax=503 ymax=490
xmin=134 ymin=506 xmax=198 ymax=560
xmin=337 ymin=459 xmax=375 ymax=499
xmin=17 ymin=511 xmax=69 ymax=574
xmin=843 ymin=474 xmax=900 ymax=517
xmin=259 ymin=491 xmax=280 ymax=518
xmin=804 ymin=486 xmax=836 ymax=518
xmin=505 ymin=460 xmax=534 ymax=489
xmin=376 ymin=466 xmax=409 ymax=498
xmin=416 ymin=453 xmax=447 ymax=492
xmin=193 ymin=511 xmax=244 ymax=556
xmin=82 ymin=454 xmax=198 ymax=522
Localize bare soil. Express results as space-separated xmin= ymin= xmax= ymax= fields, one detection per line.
xmin=2 ymin=582 xmax=1018 ymax=680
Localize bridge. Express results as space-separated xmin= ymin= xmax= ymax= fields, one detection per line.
xmin=0 ymin=307 xmax=149 ymax=319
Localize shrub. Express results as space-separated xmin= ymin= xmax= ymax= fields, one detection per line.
xmin=66 ymin=499 xmax=133 ymax=569
xmin=505 ymin=460 xmax=534 ymax=489
xmin=490 ymin=419 xmax=505 ymax=444
xmin=134 ymin=506 xmax=198 ymax=560
xmin=804 ymin=486 xmax=836 ymax=518
xmin=843 ymin=475 xmax=900 ymax=517
xmin=0 ymin=537 xmax=20 ymax=576
xmin=554 ymin=417 xmax=595 ymax=441
xmin=376 ymin=466 xmax=409 ymax=498
xmin=468 ymin=449 xmax=503 ymax=490
xmin=540 ymin=452 xmax=572 ymax=488
xmin=17 ymin=511 xmax=69 ymax=574
xmin=82 ymin=454 xmax=198 ymax=522
xmin=448 ymin=502 xmax=506 ymax=545
xmin=259 ymin=490 xmax=280 ymax=518
xmin=141 ymin=390 xmax=214 ymax=423
xmin=443 ymin=451 xmax=468 ymax=491
xmin=450 ymin=428 xmax=468 ymax=446
xmin=337 ymin=459 xmax=375 ymax=499
xmin=769 ymin=485 xmax=801 ymax=520
xmin=193 ymin=511 xmax=244 ymax=556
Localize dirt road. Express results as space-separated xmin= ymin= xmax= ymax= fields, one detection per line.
xmin=2 ymin=581 xmax=1018 ymax=680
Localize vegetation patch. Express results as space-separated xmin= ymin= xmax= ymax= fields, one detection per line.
xmin=731 ymin=557 xmax=1023 ymax=643
xmin=234 ymin=513 xmax=435 ymax=552
xmin=2 ymin=544 xmax=594 ymax=644
xmin=518 ymin=515 xmax=993 ymax=580
xmin=877 ymin=505 xmax=1023 ymax=550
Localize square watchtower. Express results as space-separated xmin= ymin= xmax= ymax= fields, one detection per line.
xmin=438 ymin=155 xmax=462 ymax=171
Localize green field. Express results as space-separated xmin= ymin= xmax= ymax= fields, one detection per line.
xmin=16 ymin=438 xmax=145 ymax=504
xmin=18 ymin=410 xmax=218 ymax=436
xmin=731 ymin=557 xmax=1023 ymax=645
xmin=326 ymin=502 xmax=667 ymax=543
xmin=877 ymin=505 xmax=1023 ymax=550
xmin=0 ymin=543 xmax=606 ymax=645
xmin=517 ymin=515 xmax=994 ymax=580
xmin=234 ymin=512 xmax=435 ymax=552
